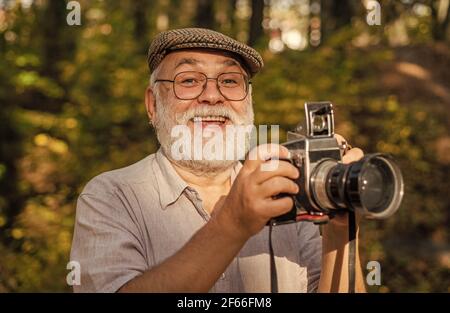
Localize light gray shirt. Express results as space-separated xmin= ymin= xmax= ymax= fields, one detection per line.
xmin=70 ymin=148 xmax=322 ymax=293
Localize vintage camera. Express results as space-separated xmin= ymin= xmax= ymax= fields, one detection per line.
xmin=272 ymin=102 xmax=404 ymax=225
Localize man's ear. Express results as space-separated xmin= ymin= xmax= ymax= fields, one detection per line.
xmin=145 ymin=86 xmax=156 ymax=122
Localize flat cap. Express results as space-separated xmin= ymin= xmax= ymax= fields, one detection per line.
xmin=147 ymin=28 xmax=264 ymax=77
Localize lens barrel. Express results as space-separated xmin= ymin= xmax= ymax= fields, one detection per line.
xmin=311 ymin=153 xmax=404 ymax=219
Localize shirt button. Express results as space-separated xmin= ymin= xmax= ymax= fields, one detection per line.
xmin=221 ymin=273 xmax=226 ymax=280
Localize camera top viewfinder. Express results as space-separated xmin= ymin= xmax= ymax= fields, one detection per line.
xmin=305 ymin=102 xmax=335 ymax=138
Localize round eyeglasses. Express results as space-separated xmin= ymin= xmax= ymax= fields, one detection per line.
xmin=154 ymin=71 xmax=251 ymax=101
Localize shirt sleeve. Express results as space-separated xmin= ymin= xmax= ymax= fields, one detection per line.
xmin=70 ymin=174 xmax=148 ymax=292
xmin=297 ymin=221 xmax=322 ymax=292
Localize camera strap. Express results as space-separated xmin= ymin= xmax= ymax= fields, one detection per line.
xmin=269 ymin=213 xmax=357 ymax=293
xmin=268 ymin=221 xmax=278 ymax=293
xmin=348 ymin=210 xmax=357 ymax=293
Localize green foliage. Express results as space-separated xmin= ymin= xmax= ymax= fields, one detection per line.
xmin=254 ymin=26 xmax=449 ymax=291
xmin=0 ymin=0 xmax=448 ymax=292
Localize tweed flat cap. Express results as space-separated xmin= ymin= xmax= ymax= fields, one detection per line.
xmin=147 ymin=28 xmax=264 ymax=77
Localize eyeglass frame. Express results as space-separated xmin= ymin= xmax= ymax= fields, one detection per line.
xmin=154 ymin=71 xmax=252 ymax=101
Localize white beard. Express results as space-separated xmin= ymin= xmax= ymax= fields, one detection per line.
xmin=152 ymin=92 xmax=255 ymax=176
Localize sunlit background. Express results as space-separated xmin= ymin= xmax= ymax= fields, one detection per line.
xmin=0 ymin=0 xmax=449 ymax=292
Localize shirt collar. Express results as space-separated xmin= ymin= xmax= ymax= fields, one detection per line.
xmin=153 ymin=148 xmax=189 ymax=209
xmin=153 ymin=148 xmax=242 ymax=210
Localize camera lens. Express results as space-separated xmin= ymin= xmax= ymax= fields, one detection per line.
xmin=347 ymin=154 xmax=404 ymax=219
xmin=311 ymin=154 xmax=404 ymax=219
xmin=359 ymin=159 xmax=392 ymax=213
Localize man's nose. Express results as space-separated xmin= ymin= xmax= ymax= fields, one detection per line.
xmin=197 ymin=78 xmax=225 ymax=105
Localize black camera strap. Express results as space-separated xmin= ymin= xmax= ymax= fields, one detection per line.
xmin=269 ymin=213 xmax=357 ymax=293
xmin=268 ymin=221 xmax=278 ymax=293
xmin=348 ymin=210 xmax=357 ymax=293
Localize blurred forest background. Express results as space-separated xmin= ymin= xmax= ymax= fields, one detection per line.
xmin=0 ymin=0 xmax=449 ymax=292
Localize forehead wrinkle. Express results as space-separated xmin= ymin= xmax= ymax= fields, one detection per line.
xmin=174 ymin=57 xmax=203 ymax=69
xmin=165 ymin=53 xmax=246 ymax=75
xmin=175 ymin=58 xmax=240 ymax=69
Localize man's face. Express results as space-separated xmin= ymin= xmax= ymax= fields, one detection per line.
xmin=149 ymin=49 xmax=255 ymax=175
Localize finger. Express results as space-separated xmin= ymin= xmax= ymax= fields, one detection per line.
xmin=261 ymin=196 xmax=294 ymax=218
xmin=334 ymin=133 xmax=346 ymax=146
xmin=342 ymin=148 xmax=364 ymax=164
xmin=245 ymin=144 xmax=290 ymax=172
xmin=259 ymin=176 xmax=299 ymax=198
xmin=252 ymin=159 xmax=299 ymax=184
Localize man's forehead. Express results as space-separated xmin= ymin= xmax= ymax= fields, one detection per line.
xmin=159 ymin=49 xmax=248 ymax=73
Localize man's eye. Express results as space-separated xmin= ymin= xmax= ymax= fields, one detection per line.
xmin=179 ymin=78 xmax=199 ymax=86
xmin=221 ymin=79 xmax=238 ymax=86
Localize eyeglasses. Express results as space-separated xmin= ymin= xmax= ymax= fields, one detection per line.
xmin=154 ymin=71 xmax=251 ymax=101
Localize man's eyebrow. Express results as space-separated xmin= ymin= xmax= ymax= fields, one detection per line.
xmin=223 ymin=59 xmax=241 ymax=68
xmin=174 ymin=58 xmax=202 ymax=69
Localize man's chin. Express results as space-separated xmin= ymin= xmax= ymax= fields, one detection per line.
xmin=170 ymin=159 xmax=237 ymax=176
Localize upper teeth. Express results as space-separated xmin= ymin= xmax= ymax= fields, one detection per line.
xmin=193 ymin=116 xmax=227 ymax=122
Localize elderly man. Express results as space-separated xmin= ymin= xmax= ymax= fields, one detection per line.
xmin=70 ymin=28 xmax=366 ymax=293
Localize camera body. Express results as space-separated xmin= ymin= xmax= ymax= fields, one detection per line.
xmin=272 ymin=101 xmax=404 ymax=225
xmin=273 ymin=102 xmax=341 ymax=224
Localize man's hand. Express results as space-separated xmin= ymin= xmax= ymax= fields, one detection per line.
xmin=327 ymin=134 xmax=364 ymax=228
xmin=318 ymin=134 xmax=367 ymax=293
xmin=120 ymin=144 xmax=302 ymax=292
xmin=213 ymin=144 xmax=300 ymax=240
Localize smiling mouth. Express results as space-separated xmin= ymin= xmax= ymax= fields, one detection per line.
xmin=190 ymin=116 xmax=230 ymax=125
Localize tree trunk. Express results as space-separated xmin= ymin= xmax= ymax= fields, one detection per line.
xmin=168 ymin=0 xmax=182 ymax=28
xmin=248 ymin=0 xmax=264 ymax=47
xmin=133 ymin=0 xmax=148 ymax=40
xmin=331 ymin=0 xmax=353 ymax=29
xmin=41 ymin=0 xmax=68 ymax=79
xmin=133 ymin=0 xmax=150 ymax=53
xmin=228 ymin=0 xmax=238 ymax=37
xmin=321 ymin=0 xmax=354 ymax=43
xmin=195 ymin=0 xmax=214 ymax=29
xmin=20 ymin=0 xmax=77 ymax=113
